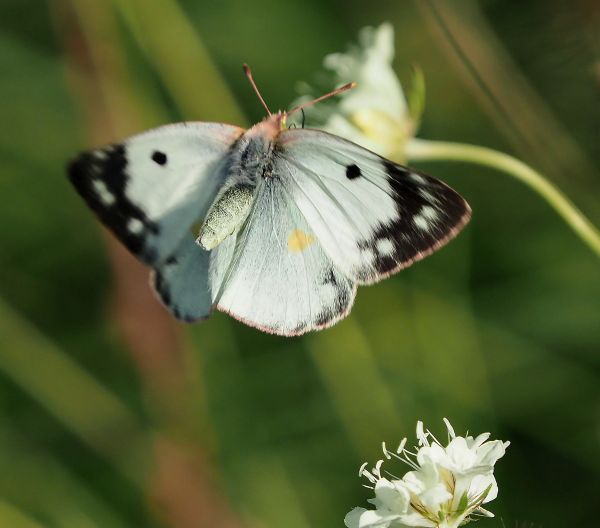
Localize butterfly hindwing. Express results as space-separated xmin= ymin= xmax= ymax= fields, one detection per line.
xmin=276 ymin=129 xmax=471 ymax=284
xmin=150 ymin=234 xmax=214 ymax=322
xmin=208 ymin=177 xmax=356 ymax=336
xmin=68 ymin=122 xmax=244 ymax=265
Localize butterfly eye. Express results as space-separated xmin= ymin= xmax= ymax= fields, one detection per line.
xmin=151 ymin=151 xmax=168 ymax=166
xmin=345 ymin=164 xmax=361 ymax=179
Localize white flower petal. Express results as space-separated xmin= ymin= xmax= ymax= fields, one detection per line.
xmin=345 ymin=507 xmax=368 ymax=528
xmin=445 ymin=437 xmax=479 ymax=473
xmin=374 ymin=478 xmax=411 ymax=513
xmin=470 ymin=432 xmax=491 ymax=448
xmin=402 ymin=470 xmax=426 ymax=494
xmin=324 ymin=23 xmax=405 ymax=117
xmin=416 ymin=443 xmax=447 ymax=467
xmin=344 ymin=507 xmax=402 ymax=528
xmin=399 ymin=511 xmax=437 ymax=527
xmin=476 ymin=440 xmax=507 ymax=467
xmin=471 ymin=474 xmax=498 ymax=503
xmin=419 ymin=483 xmax=452 ymax=509
xmin=402 ymin=463 xmax=451 ymax=511
xmin=402 ymin=463 xmax=440 ymax=495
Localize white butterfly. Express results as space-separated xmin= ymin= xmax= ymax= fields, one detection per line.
xmin=68 ymin=66 xmax=470 ymax=336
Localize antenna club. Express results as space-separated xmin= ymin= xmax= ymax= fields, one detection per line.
xmin=286 ymin=80 xmax=357 ymax=117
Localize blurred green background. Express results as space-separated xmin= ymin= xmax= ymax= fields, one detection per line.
xmin=1 ymin=0 xmax=598 ymax=527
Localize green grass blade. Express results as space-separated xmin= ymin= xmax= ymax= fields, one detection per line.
xmin=110 ymin=0 xmax=247 ymax=124
xmin=0 ymin=297 xmax=151 ymax=487
xmin=0 ymin=500 xmax=45 ymax=528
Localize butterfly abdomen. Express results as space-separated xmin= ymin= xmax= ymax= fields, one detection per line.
xmin=197 ymin=183 xmax=256 ymax=250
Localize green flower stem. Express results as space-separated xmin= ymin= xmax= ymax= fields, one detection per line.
xmin=406 ymin=138 xmax=600 ymax=259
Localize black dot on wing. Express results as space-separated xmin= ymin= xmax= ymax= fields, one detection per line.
xmin=152 ymin=151 xmax=168 ymax=165
xmin=346 ymin=164 xmax=361 ymax=179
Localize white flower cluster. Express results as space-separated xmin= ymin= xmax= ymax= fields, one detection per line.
xmin=345 ymin=420 xmax=509 ymax=528
xmin=295 ymin=23 xmax=424 ymax=162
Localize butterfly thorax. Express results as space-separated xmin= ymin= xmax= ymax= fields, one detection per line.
xmin=196 ymin=115 xmax=284 ymax=250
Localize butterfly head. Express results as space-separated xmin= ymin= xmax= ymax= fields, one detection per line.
xmin=277 ymin=110 xmax=289 ymax=130
xmin=247 ymin=112 xmax=287 ymax=140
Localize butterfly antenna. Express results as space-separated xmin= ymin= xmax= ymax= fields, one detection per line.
xmin=287 ymin=82 xmax=357 ymax=117
xmin=243 ymin=64 xmax=272 ymax=116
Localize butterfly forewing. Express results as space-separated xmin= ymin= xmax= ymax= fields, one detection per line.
xmin=208 ymin=177 xmax=356 ymax=336
xmin=68 ymin=122 xmax=243 ymax=266
xmin=276 ymin=129 xmax=471 ymax=284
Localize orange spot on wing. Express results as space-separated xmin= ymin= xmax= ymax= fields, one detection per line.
xmin=287 ymin=229 xmax=315 ymax=252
